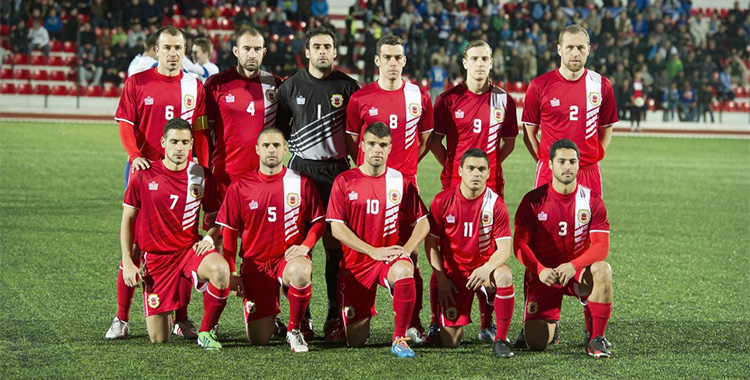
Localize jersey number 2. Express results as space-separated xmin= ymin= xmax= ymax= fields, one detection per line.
xmin=569 ymin=106 xmax=579 ymax=121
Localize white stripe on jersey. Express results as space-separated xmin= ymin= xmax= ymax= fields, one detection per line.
xmin=260 ymin=71 xmax=279 ymax=129
xmin=403 ymin=83 xmax=422 ymax=150
xmin=283 ymin=169 xmax=302 ymax=242
xmin=573 ymin=185 xmax=592 ymax=255
xmin=383 ymin=168 xmax=403 ymax=237
xmin=585 ymin=71 xmax=602 ymax=140
xmin=182 ymin=162 xmax=205 ymax=231
xmin=180 ymin=76 xmax=199 ymax=124
xmin=488 ymin=89 xmax=507 ymax=154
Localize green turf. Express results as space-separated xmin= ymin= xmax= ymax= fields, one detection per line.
xmin=0 ymin=121 xmax=748 ymax=379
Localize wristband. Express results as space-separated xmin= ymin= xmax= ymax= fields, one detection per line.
xmin=202 ymin=235 xmax=214 ymax=245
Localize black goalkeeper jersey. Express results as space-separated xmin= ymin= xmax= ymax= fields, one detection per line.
xmin=276 ymin=69 xmax=360 ymax=161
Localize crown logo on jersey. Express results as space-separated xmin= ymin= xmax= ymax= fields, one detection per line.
xmin=265 ymin=89 xmax=277 ymax=103
xmin=183 ymin=94 xmax=195 ymax=109
xmin=493 ymin=107 xmax=505 ymax=122
xmin=408 ymin=103 xmax=421 ymax=116
xmin=481 ymin=210 xmax=493 ymax=225
xmin=330 ymin=94 xmax=344 ymax=108
xmin=550 ymin=98 xmax=560 ymax=107
xmin=538 ymin=211 xmax=547 ymax=221
xmin=249 ymin=200 xmax=258 ymax=210
xmin=296 ymin=95 xmax=306 ymax=105
xmin=286 ymin=192 xmax=300 ymax=208
xmin=454 ymin=109 xmax=464 ymax=119
xmin=577 ymin=209 xmax=591 ymax=224
xmin=446 ymin=214 xmax=456 ymax=224
xmin=147 ymin=293 xmax=160 ymax=309
xmin=148 ymin=181 xmax=158 ymax=191
xmin=245 ymin=300 xmax=256 ymax=315
xmin=368 ymin=107 xmax=379 ymax=116
xmin=389 ymin=190 xmax=402 ymax=204
xmin=189 ymin=184 xmax=203 ymax=198
xmin=588 ymin=92 xmax=601 ymax=106
xmin=226 ymin=93 xmax=235 ymax=103
xmin=144 ymin=96 xmax=154 ymax=105
xmin=348 ymin=191 xmax=358 ymax=201
xmin=344 ymin=305 xmax=355 ymax=319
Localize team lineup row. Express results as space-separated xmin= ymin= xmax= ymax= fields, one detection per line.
xmin=106 ymin=23 xmax=618 ymax=359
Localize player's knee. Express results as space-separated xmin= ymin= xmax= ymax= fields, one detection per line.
xmin=590 ymin=261 xmax=612 ymax=284
xmin=390 ymin=261 xmax=414 ymax=280
xmin=209 ymin=260 xmax=230 ymax=286
xmin=493 ymin=265 xmax=512 ymax=287
xmin=288 ymin=260 xmax=312 ymax=286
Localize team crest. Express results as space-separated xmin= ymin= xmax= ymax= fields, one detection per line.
xmin=183 ymin=94 xmax=195 ymax=109
xmin=526 ymin=301 xmax=538 ymax=315
xmin=147 ymin=293 xmax=160 ymax=309
xmin=481 ymin=210 xmax=493 ymax=226
xmin=330 ymin=94 xmax=344 ymax=108
xmin=265 ymin=89 xmax=277 ymax=103
xmin=189 ymin=184 xmax=203 ymax=198
xmin=286 ymin=192 xmax=300 ymax=208
xmin=408 ymin=103 xmax=421 ymax=116
xmin=344 ymin=305 xmax=356 ymax=319
xmin=588 ymin=92 xmax=601 ymax=106
xmin=244 ymin=300 xmax=256 ymax=315
xmin=577 ymin=209 xmax=591 ymax=224
xmin=388 ymin=190 xmax=401 ymax=204
xmin=445 ymin=307 xmax=458 ymax=321
xmin=493 ymin=107 xmax=505 ymax=122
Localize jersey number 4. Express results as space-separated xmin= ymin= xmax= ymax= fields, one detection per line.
xmin=247 ymin=101 xmax=255 ymax=115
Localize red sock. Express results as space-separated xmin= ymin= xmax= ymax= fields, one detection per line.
xmin=175 ymin=277 xmax=192 ymax=322
xmin=116 ymin=265 xmax=135 ymax=322
xmin=478 ymin=290 xmax=495 ymax=330
xmin=392 ymin=277 xmax=416 ymax=339
xmin=200 ymin=282 xmax=229 ymax=332
xmin=287 ymin=283 xmax=312 ymax=331
xmin=428 ymin=273 xmax=438 ymax=326
xmin=583 ymin=301 xmax=593 ymax=334
xmin=410 ymin=267 xmax=423 ymax=329
xmin=588 ymin=301 xmax=612 ymax=338
xmin=494 ymin=286 xmax=514 ymax=341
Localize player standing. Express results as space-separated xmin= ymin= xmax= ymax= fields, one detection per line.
xmin=182 ymin=37 xmax=220 ymax=84
xmin=514 ymin=139 xmax=613 ymax=358
xmin=107 ymin=25 xmax=208 ymax=340
xmin=120 ymin=118 xmax=230 ymax=349
xmin=275 ymin=26 xmax=360 ymax=340
xmin=327 ymin=122 xmax=430 ymax=357
xmin=217 ymin=128 xmax=325 ymax=353
xmin=345 ymin=34 xmax=433 ymax=343
xmin=425 ymin=149 xmax=515 ymax=358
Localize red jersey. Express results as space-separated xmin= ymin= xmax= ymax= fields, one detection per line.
xmin=115 ymin=67 xmax=206 ymax=161
xmin=216 ymin=167 xmax=324 ymax=264
xmin=123 ymin=161 xmax=218 ymax=254
xmin=429 ymin=186 xmax=511 ymax=272
xmin=514 ymin=184 xmax=609 ymax=268
xmin=433 ymin=83 xmax=519 ymax=193
xmin=326 ymin=167 xmax=428 ymax=273
xmin=205 ymin=69 xmax=284 ymax=178
xmin=521 ymin=69 xmax=617 ymax=166
xmin=346 ymin=81 xmax=434 ymax=177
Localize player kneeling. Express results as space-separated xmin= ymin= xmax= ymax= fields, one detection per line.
xmin=216 ymin=128 xmax=325 ymax=353
xmin=120 ymin=118 xmax=230 ymax=349
xmin=514 ymin=139 xmax=614 ymax=358
xmin=425 ymin=149 xmax=515 ymax=358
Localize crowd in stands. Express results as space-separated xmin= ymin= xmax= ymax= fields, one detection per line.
xmin=1 ymin=0 xmax=748 ymax=122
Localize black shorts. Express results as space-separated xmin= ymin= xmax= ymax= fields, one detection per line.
xmin=288 ymin=155 xmax=350 ymax=208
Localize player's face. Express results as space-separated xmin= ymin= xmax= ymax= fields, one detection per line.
xmin=463 ymin=45 xmax=492 ymax=82
xmin=161 ymin=129 xmax=193 ymax=166
xmin=557 ymin=32 xmax=589 ymax=73
xmin=375 ymin=44 xmax=406 ymax=81
xmin=191 ymin=45 xmax=207 ymax=63
xmin=360 ymin=133 xmax=392 ymax=168
xmin=458 ymin=156 xmax=490 ymax=191
xmin=549 ymin=148 xmax=580 ymax=185
xmin=234 ymin=34 xmax=266 ymax=72
xmin=306 ymin=35 xmax=337 ymax=71
xmin=156 ymin=33 xmax=186 ymax=71
xmin=256 ymin=132 xmax=287 ymax=169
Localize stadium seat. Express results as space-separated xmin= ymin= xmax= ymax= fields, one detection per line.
xmin=172 ymin=16 xmax=186 ymax=29
xmin=50 ymin=70 xmax=65 ymax=81
xmin=14 ymin=69 xmax=30 ymax=80
xmin=0 ymin=68 xmax=11 ymax=79
xmin=63 ymin=41 xmax=76 ymax=53
xmin=0 ymin=82 xmax=15 ymax=94
xmin=17 ymin=83 xmax=32 ymax=94
xmin=0 ymin=24 xmax=10 ymax=36
xmin=103 ymin=86 xmax=120 ymax=97
xmin=50 ymin=40 xmax=62 ymax=52
xmin=34 ymin=84 xmax=50 ymax=95
xmin=1 ymin=39 xmax=10 ymax=51
xmin=740 ymin=101 xmax=750 ymax=113
xmin=31 ymin=69 xmax=48 ymax=81
xmin=205 ymin=18 xmax=219 ymax=30
xmin=51 ymin=85 xmax=67 ymax=96
xmin=85 ymin=85 xmax=102 ymax=97
xmin=188 ymin=18 xmax=202 ymax=29
xmin=13 ymin=54 xmax=29 ymax=65
xmin=220 ymin=18 xmax=234 ymax=30
xmin=118 ymin=71 xmax=127 ymax=81
xmin=512 ymin=81 xmax=525 ymax=92
xmin=64 ymin=56 xmax=78 ymax=66
xmin=67 ymin=85 xmax=79 ymax=96
xmin=172 ymin=3 xmax=182 ymax=15
xmin=30 ymin=54 xmax=47 ymax=66
xmin=48 ymin=55 xmax=64 ymax=66
xmin=735 ymin=87 xmax=747 ymax=97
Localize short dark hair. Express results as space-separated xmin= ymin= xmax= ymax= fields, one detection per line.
xmin=256 ymin=127 xmax=286 ymax=143
xmin=363 ymin=122 xmax=391 ymax=139
xmin=558 ymin=24 xmax=590 ymax=45
xmin=305 ymin=26 xmax=337 ymax=50
xmin=155 ymin=25 xmax=186 ymax=46
xmin=235 ymin=27 xmax=264 ymax=45
xmin=144 ymin=33 xmax=157 ymax=52
xmin=163 ymin=118 xmax=192 ymax=137
xmin=460 ymin=148 xmax=490 ymax=167
xmin=549 ymin=139 xmax=580 ymax=159
xmin=376 ymin=34 xmax=404 ymax=55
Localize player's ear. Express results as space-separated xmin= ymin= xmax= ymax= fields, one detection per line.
xmin=161 ymin=136 xmax=166 ymax=149
xmin=262 ymin=47 xmax=267 ymax=58
xmin=305 ymin=48 xmax=310 ymax=59
xmin=374 ymin=54 xmax=379 ymax=66
xmin=232 ymin=46 xmax=239 ymax=58
xmin=462 ymin=58 xmax=468 ymax=70
xmin=557 ymin=44 xmax=562 ymax=57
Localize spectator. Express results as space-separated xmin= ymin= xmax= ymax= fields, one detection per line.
xmin=690 ymin=12 xmax=709 ymax=46
xmin=127 ymin=23 xmax=146 ymax=49
xmin=492 ymin=48 xmax=506 ymax=81
xmin=522 ymin=50 xmax=538 ymax=83
xmin=124 ymin=0 xmax=144 ymax=29
xmin=311 ymin=0 xmax=328 ymax=19
xmin=679 ymin=82 xmax=698 ymax=121
xmin=666 ymin=82 xmax=682 ymax=121
xmin=278 ymin=0 xmax=299 ymax=22
xmin=268 ymin=6 xmax=290 ymax=35
xmin=44 ymin=8 xmax=63 ymax=39
xmin=79 ymin=52 xmax=103 ymax=87
xmin=717 ymin=65 xmax=735 ymax=101
xmin=632 ymin=13 xmax=648 ymax=37
xmin=100 ymin=47 xmax=122 ymax=87
xmin=90 ymin=0 xmax=109 ymax=29
xmin=111 ymin=26 xmax=128 ymax=46
xmin=666 ymin=53 xmax=683 ymax=80
xmin=27 ymin=20 xmax=50 ymax=56
xmin=11 ymin=19 xmax=28 ymax=54
xmin=696 ymin=82 xmax=715 ymax=123
xmin=628 ymin=71 xmax=647 ymax=131
xmin=142 ymin=0 xmax=162 ymax=28
xmin=79 ymin=21 xmax=98 ymax=58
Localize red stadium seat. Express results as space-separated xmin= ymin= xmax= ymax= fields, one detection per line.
xmin=118 ymin=71 xmax=127 ymax=81
xmin=13 ymin=54 xmax=29 ymax=65
xmin=85 ymin=85 xmax=102 ymax=97
xmin=64 ymin=56 xmax=78 ymax=66
xmin=30 ymin=54 xmax=47 ymax=66
xmin=188 ymin=18 xmax=202 ymax=29
xmin=48 ymin=55 xmax=64 ymax=66
xmin=0 ymin=24 xmax=10 ymax=36
xmin=49 ymin=70 xmax=66 ymax=81
xmin=0 ymin=68 xmax=11 ymax=79
xmin=735 ymin=87 xmax=747 ymax=97
xmin=14 ymin=69 xmax=30 ymax=80
xmin=204 ymin=18 xmax=219 ymax=30
xmin=68 ymin=85 xmax=79 ymax=96
xmin=103 ymin=86 xmax=120 ymax=97
xmin=0 ymin=83 xmax=15 ymax=94
xmin=1 ymin=39 xmax=10 ymax=52
xmin=17 ymin=83 xmax=32 ymax=94
xmin=220 ymin=18 xmax=234 ymax=30
xmin=172 ymin=16 xmax=186 ymax=29
xmin=50 ymin=40 xmax=62 ymax=52
xmin=740 ymin=101 xmax=750 ymax=113
xmin=51 ymin=85 xmax=67 ymax=96
xmin=34 ymin=84 xmax=50 ymax=95
xmin=63 ymin=41 xmax=76 ymax=53
xmin=512 ymin=81 xmax=525 ymax=92
xmin=31 ymin=69 xmax=48 ymax=80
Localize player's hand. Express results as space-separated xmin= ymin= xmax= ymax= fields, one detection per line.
xmin=230 ymin=273 xmax=243 ymax=297
xmin=368 ymin=246 xmax=405 ymax=262
xmin=435 ymin=272 xmax=458 ymax=309
xmin=285 ymin=245 xmax=310 ymax=261
xmin=554 ymin=263 xmax=576 ymax=287
xmin=122 ymin=262 xmax=141 ymax=287
xmin=466 ymin=264 xmax=492 ymax=291
xmin=131 ymin=156 xmax=151 ymax=171
xmin=539 ymin=267 xmax=558 ymax=287
xmin=193 ymin=239 xmax=215 ymax=256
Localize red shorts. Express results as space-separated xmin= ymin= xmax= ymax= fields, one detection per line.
xmin=141 ymin=246 xmax=213 ymax=317
xmin=432 ymin=270 xmax=494 ymax=328
xmin=522 ymin=267 xmax=589 ymax=322
xmin=239 ymin=256 xmax=310 ymax=323
xmin=338 ymin=257 xmax=412 ymax=326
xmin=534 ymin=161 xmax=603 ymax=197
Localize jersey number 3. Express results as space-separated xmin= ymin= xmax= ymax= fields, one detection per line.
xmin=558 ymin=221 xmax=568 ymax=236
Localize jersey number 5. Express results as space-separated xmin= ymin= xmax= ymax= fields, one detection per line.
xmin=268 ymin=207 xmax=277 ymax=222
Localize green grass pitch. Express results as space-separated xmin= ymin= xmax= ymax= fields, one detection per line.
xmin=0 ymin=121 xmax=748 ymax=379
